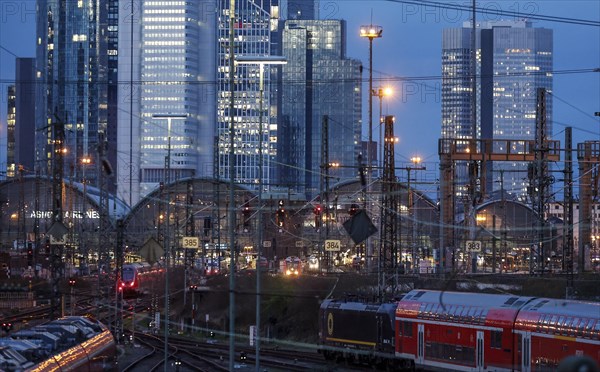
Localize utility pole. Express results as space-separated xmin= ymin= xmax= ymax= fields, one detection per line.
xmin=228 ymin=1 xmax=237 ymax=369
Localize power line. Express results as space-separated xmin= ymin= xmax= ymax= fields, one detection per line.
xmin=384 ymin=0 xmax=600 ymax=27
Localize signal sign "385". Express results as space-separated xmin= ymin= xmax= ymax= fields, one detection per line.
xmin=182 ymin=237 xmax=199 ymax=249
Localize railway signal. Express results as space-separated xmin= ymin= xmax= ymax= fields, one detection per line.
xmin=2 ymin=322 xmax=12 ymax=333
xmin=242 ymin=201 xmax=251 ymax=231
xmin=276 ymin=200 xmax=286 ymax=229
xmin=313 ymin=204 xmax=322 ymax=230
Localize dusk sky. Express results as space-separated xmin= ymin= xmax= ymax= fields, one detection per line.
xmin=0 ymin=0 xmax=598 ymax=195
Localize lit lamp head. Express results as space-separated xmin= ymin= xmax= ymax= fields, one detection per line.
xmin=359 ymin=25 xmax=383 ymax=39
xmin=410 ymin=156 xmax=422 ymax=165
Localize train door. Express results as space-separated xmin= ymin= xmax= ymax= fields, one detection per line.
xmin=476 ymin=331 xmax=484 ymax=371
xmin=521 ymin=332 xmax=531 ymax=372
xmin=417 ymin=324 xmax=424 ymax=364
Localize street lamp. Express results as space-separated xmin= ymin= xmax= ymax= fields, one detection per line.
xmin=372 ymin=86 xmax=393 ymax=172
xmin=360 ymin=24 xmax=383 ymax=272
xmin=152 ymin=113 xmax=187 ymax=372
xmin=80 ymin=156 xmax=92 ymax=274
xmin=234 ymin=55 xmax=286 ymax=372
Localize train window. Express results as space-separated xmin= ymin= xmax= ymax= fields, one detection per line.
xmin=550 ymin=316 xmax=559 ymax=332
xmin=584 ymin=319 xmax=594 ymax=338
xmin=558 ymin=316 xmax=566 ymax=335
xmin=424 ymin=303 xmax=433 ymax=319
xmin=480 ymin=309 xmax=488 ymax=324
xmin=491 ymin=331 xmax=502 ymax=349
xmin=446 ymin=305 xmax=454 ymax=321
xmin=460 ymin=306 xmax=469 ymax=323
xmin=418 ymin=303 xmax=426 ymax=318
xmin=537 ymin=315 xmax=545 ymax=333
xmin=403 ymin=321 xmax=413 ymax=337
xmin=467 ymin=307 xmax=477 ymax=323
xmin=572 ymin=318 xmax=581 ymax=337
xmin=455 ymin=306 xmax=463 ymax=322
xmin=577 ymin=319 xmax=586 ymax=337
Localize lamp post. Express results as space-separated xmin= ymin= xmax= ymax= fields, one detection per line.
xmin=372 ymin=86 xmax=393 ymax=172
xmin=152 ymin=113 xmax=186 ymax=372
xmin=80 ymin=156 xmax=91 ymax=274
xmin=235 ymin=55 xmax=286 ymax=372
xmin=360 ymin=24 xmax=382 ymax=272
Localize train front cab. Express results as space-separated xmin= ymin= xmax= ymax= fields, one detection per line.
xmin=514 ymin=298 xmax=600 ymax=371
xmin=395 ymin=290 xmax=534 ymax=371
xmin=319 ymin=300 xmax=397 ymax=367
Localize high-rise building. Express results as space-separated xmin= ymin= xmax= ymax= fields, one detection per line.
xmin=117 ymin=1 xmax=217 ymax=205
xmin=13 ymin=58 xmax=37 ymax=174
xmin=286 ymin=0 xmax=317 ymax=20
xmin=441 ymin=20 xmax=553 ymax=199
xmin=6 ymin=85 xmax=15 ymax=179
xmin=280 ymin=19 xmax=362 ymax=197
xmin=35 ymin=0 xmax=119 ymax=190
xmin=216 ymin=0 xmax=280 ymax=189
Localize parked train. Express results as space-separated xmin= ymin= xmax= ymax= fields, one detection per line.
xmin=319 ymin=289 xmax=600 ymax=371
xmin=0 ymin=315 xmax=117 ymax=371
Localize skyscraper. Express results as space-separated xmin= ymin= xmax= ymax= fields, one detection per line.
xmin=286 ymin=0 xmax=317 ymax=20
xmin=13 ymin=58 xmax=37 ymax=174
xmin=35 ymin=0 xmax=119 ymax=190
xmin=117 ymin=1 xmax=217 ymax=205
xmin=442 ymin=20 xmax=553 ymax=199
xmin=280 ymin=19 xmax=362 ymax=197
xmin=216 ymin=0 xmax=280 ymax=189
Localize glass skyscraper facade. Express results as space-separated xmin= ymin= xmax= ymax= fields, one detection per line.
xmin=442 ymin=20 xmax=553 ymax=199
xmin=117 ymin=0 xmax=216 ymax=205
xmin=35 ymin=0 xmax=119 ymax=190
xmin=216 ymin=0 xmax=280 ymax=189
xmin=280 ymin=19 xmax=362 ymax=197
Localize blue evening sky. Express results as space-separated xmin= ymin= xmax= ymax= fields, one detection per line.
xmin=0 ymin=0 xmax=599 ymax=192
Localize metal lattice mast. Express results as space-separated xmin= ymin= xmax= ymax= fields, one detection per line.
xmin=380 ymin=115 xmax=398 ymax=298
xmin=563 ymin=128 xmax=574 ymax=290
xmin=531 ymin=88 xmax=550 ymax=274
xmin=50 ymin=113 xmax=65 ymax=320
xmin=115 ymin=219 xmax=124 ymax=342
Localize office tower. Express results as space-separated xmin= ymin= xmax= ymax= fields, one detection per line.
xmin=13 ymin=58 xmax=37 ymax=174
xmin=280 ymin=19 xmax=362 ymax=197
xmin=287 ymin=0 xmax=317 ymax=20
xmin=441 ymin=20 xmax=553 ymax=199
xmin=36 ymin=0 xmax=119 ymax=186
xmin=216 ymin=0 xmax=280 ymax=189
xmin=6 ymin=85 xmax=15 ymax=178
xmin=35 ymin=0 xmax=119 ymax=190
xmin=117 ymin=1 xmax=217 ymax=205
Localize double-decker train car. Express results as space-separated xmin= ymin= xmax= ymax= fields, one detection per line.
xmin=319 ymin=300 xmax=398 ymax=368
xmin=319 ymin=290 xmax=600 ymax=371
xmin=514 ymin=297 xmax=600 ymax=371
xmin=0 ymin=316 xmax=117 ymax=371
xmin=396 ymin=290 xmax=536 ymax=371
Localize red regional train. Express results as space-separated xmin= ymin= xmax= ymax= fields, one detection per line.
xmin=319 ymin=289 xmax=600 ymax=371
xmin=118 ymin=262 xmax=162 ymax=297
